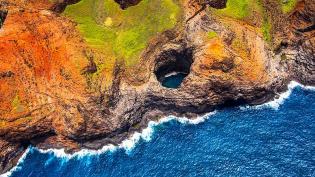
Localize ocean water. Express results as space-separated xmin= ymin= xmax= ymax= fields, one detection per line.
xmin=4 ymin=83 xmax=315 ymax=177
xmin=161 ymin=73 xmax=187 ymax=88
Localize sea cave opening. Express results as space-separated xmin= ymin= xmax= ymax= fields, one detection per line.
xmin=154 ymin=48 xmax=193 ymax=89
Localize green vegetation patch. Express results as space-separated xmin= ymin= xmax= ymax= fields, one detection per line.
xmin=11 ymin=95 xmax=24 ymax=113
xmin=211 ymin=0 xmax=274 ymax=42
xmin=262 ymin=17 xmax=272 ymax=42
xmin=64 ymin=0 xmax=180 ymax=67
xmin=207 ymin=31 xmax=218 ymax=39
xmin=280 ymin=0 xmax=298 ymax=13
xmin=213 ymin=0 xmax=263 ymax=19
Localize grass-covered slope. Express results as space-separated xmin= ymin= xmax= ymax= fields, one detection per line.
xmin=214 ymin=0 xmax=273 ymax=43
xmin=214 ymin=0 xmax=263 ymax=19
xmin=210 ymin=0 xmax=298 ymax=43
xmin=210 ymin=0 xmax=270 ymax=40
xmin=63 ymin=0 xmax=180 ymax=67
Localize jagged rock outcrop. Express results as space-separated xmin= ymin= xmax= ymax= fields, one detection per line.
xmin=284 ymin=0 xmax=315 ymax=84
xmin=0 ymin=0 xmax=314 ymax=174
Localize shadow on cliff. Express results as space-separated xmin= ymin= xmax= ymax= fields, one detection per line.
xmin=0 ymin=10 xmax=7 ymax=29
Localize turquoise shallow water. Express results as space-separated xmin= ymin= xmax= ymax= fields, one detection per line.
xmin=161 ymin=73 xmax=187 ymax=88
xmin=8 ymin=85 xmax=315 ymax=177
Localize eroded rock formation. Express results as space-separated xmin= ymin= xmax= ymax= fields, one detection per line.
xmin=0 ymin=0 xmax=314 ymax=174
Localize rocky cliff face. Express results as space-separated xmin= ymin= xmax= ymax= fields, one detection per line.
xmin=0 ymin=0 xmax=314 ymax=174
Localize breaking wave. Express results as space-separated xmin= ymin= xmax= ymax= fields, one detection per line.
xmin=2 ymin=81 xmax=314 ymax=177
xmin=38 ymin=111 xmax=217 ymax=158
xmin=0 ymin=148 xmax=30 ymax=177
xmin=240 ymin=81 xmax=315 ymax=110
xmin=1 ymin=111 xmax=218 ymax=177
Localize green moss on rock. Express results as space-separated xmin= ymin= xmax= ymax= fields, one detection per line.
xmin=11 ymin=95 xmax=24 ymax=113
xmin=207 ymin=31 xmax=218 ymax=39
xmin=262 ymin=17 xmax=272 ymax=42
xmin=280 ymin=0 xmax=298 ymax=13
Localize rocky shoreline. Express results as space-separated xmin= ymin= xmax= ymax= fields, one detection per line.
xmin=0 ymin=0 xmax=314 ymax=174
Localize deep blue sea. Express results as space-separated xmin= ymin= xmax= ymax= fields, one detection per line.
xmin=6 ymin=84 xmax=315 ymax=177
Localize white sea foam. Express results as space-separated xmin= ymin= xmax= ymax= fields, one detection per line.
xmin=25 ymin=111 xmax=217 ymax=161
xmin=240 ymin=81 xmax=315 ymax=110
xmin=0 ymin=148 xmax=30 ymax=177
xmin=304 ymin=85 xmax=315 ymax=91
xmin=3 ymin=81 xmax=314 ymax=176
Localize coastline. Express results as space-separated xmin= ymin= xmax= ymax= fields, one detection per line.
xmin=2 ymin=80 xmax=315 ymax=177
xmin=0 ymin=0 xmax=314 ymax=175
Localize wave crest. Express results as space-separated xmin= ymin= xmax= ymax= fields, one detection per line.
xmin=0 ymin=148 xmax=30 ymax=177
xmin=39 ymin=111 xmax=217 ymax=157
xmin=240 ymin=81 xmax=315 ymax=110
xmin=3 ymin=81 xmax=314 ymax=176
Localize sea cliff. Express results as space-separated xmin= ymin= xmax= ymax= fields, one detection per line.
xmin=0 ymin=0 xmax=314 ymax=174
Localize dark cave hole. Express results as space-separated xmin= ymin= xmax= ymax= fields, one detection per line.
xmin=50 ymin=0 xmax=81 ymax=13
xmin=114 ymin=0 xmax=142 ymax=9
xmin=0 ymin=10 xmax=8 ymax=29
xmin=154 ymin=48 xmax=193 ymax=89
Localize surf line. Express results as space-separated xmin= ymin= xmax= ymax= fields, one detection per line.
xmin=2 ymin=81 xmax=315 ymax=177
xmin=1 ymin=111 xmax=217 ymax=177
xmin=0 ymin=148 xmax=30 ymax=177
xmin=240 ymin=81 xmax=315 ymax=110
xmin=39 ymin=111 xmax=217 ymax=158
